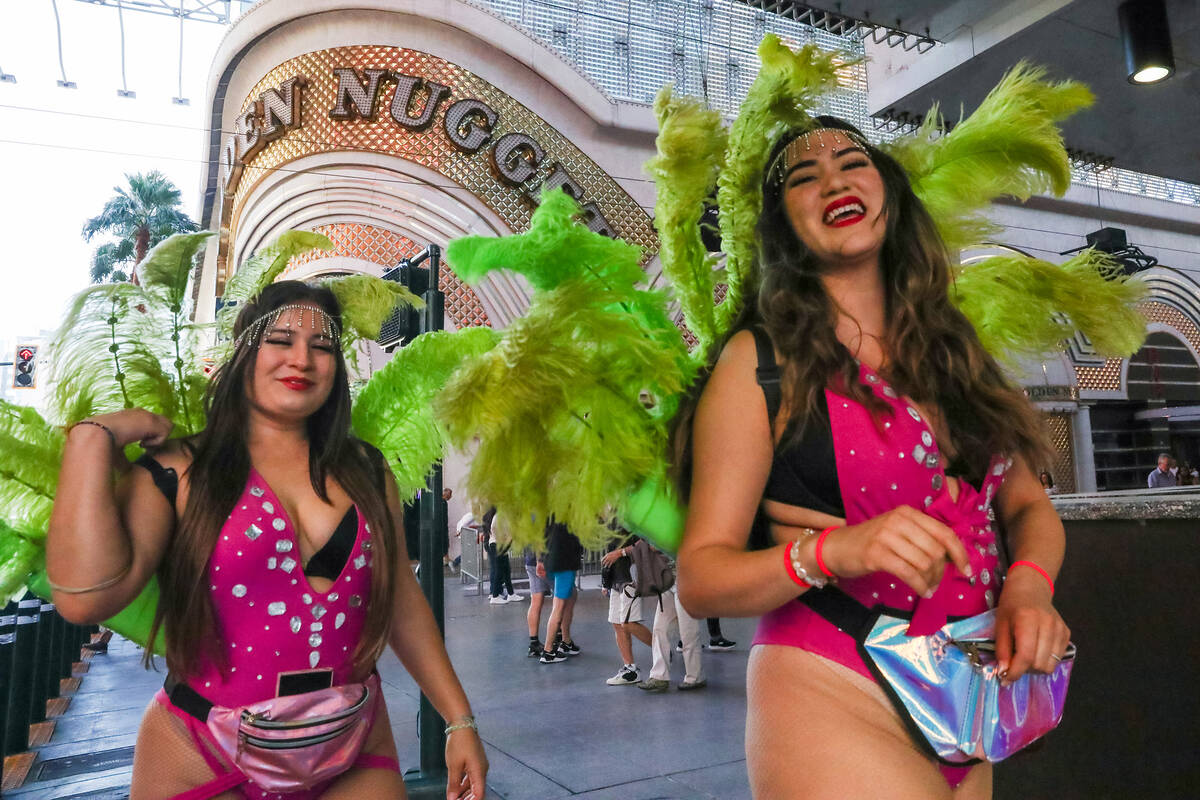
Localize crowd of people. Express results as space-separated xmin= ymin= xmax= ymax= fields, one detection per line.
xmin=448 ymin=508 xmax=738 ymax=688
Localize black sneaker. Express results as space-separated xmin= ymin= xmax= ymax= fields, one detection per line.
xmin=560 ymin=639 xmax=582 ymax=656
xmin=527 ymin=640 xmax=543 ymax=658
xmin=708 ymin=637 xmax=736 ymax=651
xmin=539 ymin=649 xmax=567 ymax=664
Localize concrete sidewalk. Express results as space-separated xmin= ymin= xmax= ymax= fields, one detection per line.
xmin=6 ymin=574 xmax=756 ymax=799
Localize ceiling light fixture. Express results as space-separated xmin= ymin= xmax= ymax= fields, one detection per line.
xmin=1118 ymin=0 xmax=1176 ymax=84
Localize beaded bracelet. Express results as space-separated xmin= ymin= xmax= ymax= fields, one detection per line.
xmin=1009 ymin=560 xmax=1054 ymax=596
xmin=783 ymin=540 xmax=811 ymax=588
xmin=444 ymin=714 xmax=478 ymax=736
xmin=70 ymin=419 xmax=117 ymax=450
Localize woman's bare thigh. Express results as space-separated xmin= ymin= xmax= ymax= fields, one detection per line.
xmin=746 ymin=645 xmax=990 ymax=800
xmin=130 ymin=698 xmax=239 ymax=800
xmin=321 ymin=699 xmax=407 ymax=798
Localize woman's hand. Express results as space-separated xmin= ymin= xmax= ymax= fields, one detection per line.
xmin=79 ymin=409 xmax=174 ymax=450
xmin=993 ymin=568 xmax=1070 ymax=685
xmin=820 ymin=506 xmax=973 ymax=598
xmin=446 ymin=728 xmax=488 ymax=799
xmin=600 ymin=549 xmax=623 ymax=568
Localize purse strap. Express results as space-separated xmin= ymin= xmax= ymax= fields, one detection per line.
xmin=165 ymin=673 xmax=215 ymax=722
xmin=749 ymin=325 xmax=782 ymax=432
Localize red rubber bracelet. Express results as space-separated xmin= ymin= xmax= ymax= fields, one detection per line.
xmin=815 ymin=526 xmax=838 ymax=578
xmin=1009 ymin=560 xmax=1054 ymax=596
xmin=783 ymin=542 xmax=810 ymax=589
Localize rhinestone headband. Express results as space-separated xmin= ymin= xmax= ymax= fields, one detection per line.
xmin=770 ymin=127 xmax=872 ymax=188
xmin=232 ymin=303 xmax=341 ymax=351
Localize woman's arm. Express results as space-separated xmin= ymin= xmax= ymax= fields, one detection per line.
xmin=676 ymin=331 xmax=819 ymax=618
xmin=381 ymin=473 xmax=486 ymax=799
xmin=45 ymin=409 xmax=176 ymax=623
xmin=992 ymin=457 xmax=1070 ymax=684
xmin=676 ymin=331 xmax=971 ymax=619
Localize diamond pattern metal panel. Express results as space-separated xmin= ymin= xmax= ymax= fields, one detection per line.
xmin=1076 ymin=301 xmax=1200 ymax=393
xmin=1042 ymin=412 xmax=1075 ymax=494
xmin=281 ymin=222 xmax=492 ymax=330
xmin=221 ymin=45 xmax=658 ymax=287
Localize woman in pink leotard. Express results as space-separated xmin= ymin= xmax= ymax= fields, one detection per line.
xmin=47 ymin=281 xmax=488 ymax=799
xmin=671 ymin=119 xmax=1072 ymax=799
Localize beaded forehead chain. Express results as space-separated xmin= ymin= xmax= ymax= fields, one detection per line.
xmin=769 ymin=127 xmax=872 ymax=187
xmin=232 ymin=303 xmax=342 ymax=351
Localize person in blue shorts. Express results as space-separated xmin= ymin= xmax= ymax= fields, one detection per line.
xmin=536 ymin=518 xmax=583 ymax=664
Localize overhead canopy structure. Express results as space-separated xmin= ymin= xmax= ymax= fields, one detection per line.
xmin=746 ymin=0 xmax=1200 ymax=186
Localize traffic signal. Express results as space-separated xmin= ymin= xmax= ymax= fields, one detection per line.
xmin=379 ymin=253 xmax=436 ymax=350
xmin=13 ymin=345 xmax=37 ymax=389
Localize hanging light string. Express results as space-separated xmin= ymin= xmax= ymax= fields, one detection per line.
xmin=50 ymin=0 xmax=74 ymax=88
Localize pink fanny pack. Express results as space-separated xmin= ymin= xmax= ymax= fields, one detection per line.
xmin=167 ymin=672 xmax=381 ymax=792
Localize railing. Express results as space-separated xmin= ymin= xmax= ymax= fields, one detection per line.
xmin=1 ymin=594 xmax=97 ymax=783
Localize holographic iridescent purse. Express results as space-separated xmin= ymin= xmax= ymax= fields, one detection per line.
xmin=802 ymin=587 xmax=1075 ymax=765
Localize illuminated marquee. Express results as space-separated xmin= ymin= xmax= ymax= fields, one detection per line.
xmin=220 ymin=66 xmax=615 ymax=236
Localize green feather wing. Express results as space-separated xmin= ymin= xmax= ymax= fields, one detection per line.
xmin=645 ymin=88 xmax=727 ymax=352
xmin=138 ymin=232 xmax=216 ymax=311
xmin=352 ymin=327 xmax=499 ymax=501
xmin=440 ymin=191 xmax=694 ymax=550
xmin=716 ymin=35 xmax=849 ymax=339
xmin=951 ymin=249 xmax=1147 ymax=365
xmin=883 ymin=63 xmax=1094 ymax=254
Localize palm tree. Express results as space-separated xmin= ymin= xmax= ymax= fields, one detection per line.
xmin=83 ymin=171 xmax=199 ymax=284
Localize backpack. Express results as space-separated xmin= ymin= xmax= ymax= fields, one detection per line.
xmin=628 ymin=539 xmax=675 ymax=602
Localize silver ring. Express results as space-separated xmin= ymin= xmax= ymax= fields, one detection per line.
xmin=1051 ymin=653 xmax=1063 ymax=662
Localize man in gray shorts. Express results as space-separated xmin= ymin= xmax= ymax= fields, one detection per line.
xmin=525 ymin=548 xmax=552 ymax=657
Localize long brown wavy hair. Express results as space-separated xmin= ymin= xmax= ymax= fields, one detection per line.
xmin=147 ymin=281 xmax=400 ymax=678
xmin=671 ymin=117 xmax=1049 ymax=498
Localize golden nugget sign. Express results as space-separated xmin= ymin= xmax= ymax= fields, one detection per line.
xmin=221 ymin=67 xmax=615 ymax=236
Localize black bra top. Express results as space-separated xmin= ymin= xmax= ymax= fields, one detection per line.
xmin=749 ymin=327 xmax=978 ymax=536
xmin=134 ymin=454 xmax=358 ymax=581
xmin=751 ymin=328 xmax=845 ymax=518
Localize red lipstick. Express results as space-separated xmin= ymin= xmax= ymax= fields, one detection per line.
xmin=823 ymin=195 xmax=866 ymax=227
xmin=279 ymin=377 xmax=314 ymax=391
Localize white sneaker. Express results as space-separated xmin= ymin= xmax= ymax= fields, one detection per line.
xmin=488 ymin=595 xmax=509 ymax=604
xmin=505 ymin=593 xmax=526 ymax=602
xmin=606 ymin=664 xmax=639 ymax=686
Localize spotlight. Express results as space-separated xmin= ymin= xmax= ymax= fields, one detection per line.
xmin=1118 ymin=0 xmax=1175 ymax=84
xmin=1061 ymin=227 xmax=1158 ymax=275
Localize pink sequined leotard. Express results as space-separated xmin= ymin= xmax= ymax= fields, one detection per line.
xmin=146 ymin=465 xmax=399 ymax=800
xmin=753 ymin=360 xmax=1010 ymax=787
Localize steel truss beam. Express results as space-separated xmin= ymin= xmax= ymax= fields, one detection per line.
xmin=737 ymin=1 xmax=937 ymax=52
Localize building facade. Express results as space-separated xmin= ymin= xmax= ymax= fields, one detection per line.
xmin=194 ymin=0 xmax=1200 ymax=494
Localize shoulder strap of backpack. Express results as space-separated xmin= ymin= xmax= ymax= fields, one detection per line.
xmin=749 ymin=326 xmax=781 ymax=433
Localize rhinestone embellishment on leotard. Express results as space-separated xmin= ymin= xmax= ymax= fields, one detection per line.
xmin=309 ymin=651 xmax=320 ymax=668
xmin=262 ymin=501 xmax=274 ymax=514
xmin=250 ymin=487 xmax=264 ymax=497
xmin=981 ymin=568 xmax=992 ymax=586
xmin=276 ymin=540 xmax=293 ymax=553
xmin=349 ymin=595 xmax=362 ymax=608
xmin=311 ymin=622 xmax=322 ymax=631
xmin=921 ymin=431 xmax=933 ymax=447
xmin=883 ymin=387 xmax=898 ymax=398
xmin=353 ymin=554 xmax=367 ymax=570
xmin=302 ymin=593 xmax=313 ymax=605
xmin=290 ymin=616 xmax=302 ymax=633
xmin=907 ymin=407 xmax=922 ymax=422
xmin=362 ymin=540 xmax=372 ymax=551
xmin=232 ymin=584 xmax=247 ymax=598
xmin=932 ymin=474 xmax=944 ymax=491
xmin=267 ymin=557 xmax=277 ymax=569
xmin=335 ymin=612 xmax=346 ymax=629
xmin=309 ymin=633 xmax=323 ymax=648
xmin=925 ymin=453 xmax=939 ymax=469
xmin=327 ymin=592 xmax=338 ymax=602
xmin=267 ymin=602 xmax=286 ymax=616
xmin=244 ymin=524 xmax=262 ymax=541
xmin=280 ymin=557 xmax=297 ymax=573
xmin=913 ymin=444 xmax=926 ymax=462
xmin=985 ymin=590 xmax=996 ymax=608
xmin=311 ymin=604 xmax=326 ymax=620
xmin=272 ymin=518 xmax=286 ymax=531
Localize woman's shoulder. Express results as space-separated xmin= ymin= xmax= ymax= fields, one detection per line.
xmin=144 ymin=438 xmax=196 ymax=474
